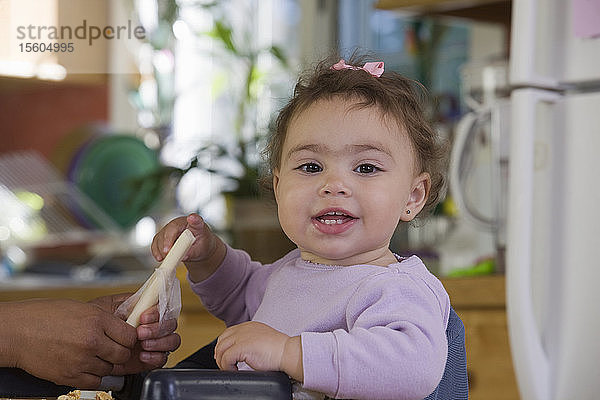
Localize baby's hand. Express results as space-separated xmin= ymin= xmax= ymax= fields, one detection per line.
xmin=151 ymin=213 xmax=213 ymax=263
xmin=215 ymin=321 xmax=289 ymax=373
xmin=151 ymin=213 xmax=226 ymax=282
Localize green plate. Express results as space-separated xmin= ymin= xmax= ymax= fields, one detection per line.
xmin=72 ymin=135 xmax=161 ymax=228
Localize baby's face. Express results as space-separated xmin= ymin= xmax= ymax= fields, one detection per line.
xmin=273 ymin=98 xmax=430 ymax=266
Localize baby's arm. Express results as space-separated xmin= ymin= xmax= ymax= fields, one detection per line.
xmin=302 ymin=274 xmax=449 ymax=400
xmin=155 ymin=214 xmax=275 ymax=326
xmin=151 ymin=213 xmax=226 ymax=283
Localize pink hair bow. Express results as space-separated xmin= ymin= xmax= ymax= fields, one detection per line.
xmin=331 ymin=59 xmax=384 ymax=77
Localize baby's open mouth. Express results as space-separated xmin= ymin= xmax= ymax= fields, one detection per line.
xmin=315 ymin=211 xmax=357 ymax=225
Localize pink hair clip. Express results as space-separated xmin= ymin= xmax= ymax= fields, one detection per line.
xmin=331 ymin=59 xmax=384 ymax=77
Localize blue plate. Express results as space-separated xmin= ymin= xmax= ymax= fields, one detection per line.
xmin=71 ymin=135 xmax=161 ymax=228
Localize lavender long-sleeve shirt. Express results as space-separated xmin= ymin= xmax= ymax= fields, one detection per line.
xmin=190 ymin=246 xmax=450 ymax=400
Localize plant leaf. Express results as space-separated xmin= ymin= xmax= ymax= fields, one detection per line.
xmin=269 ymin=45 xmax=289 ymax=68
xmin=209 ymin=20 xmax=237 ymax=54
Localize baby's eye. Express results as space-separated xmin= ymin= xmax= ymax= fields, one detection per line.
xmin=297 ymin=163 xmax=322 ymax=173
xmin=354 ymin=163 xmax=380 ymax=174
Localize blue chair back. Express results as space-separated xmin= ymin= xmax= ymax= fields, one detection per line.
xmin=424 ymin=306 xmax=469 ymax=399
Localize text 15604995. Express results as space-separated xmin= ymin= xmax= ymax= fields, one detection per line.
xmin=19 ymin=42 xmax=74 ymax=53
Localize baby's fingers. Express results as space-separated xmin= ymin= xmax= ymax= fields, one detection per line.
xmin=151 ymin=217 xmax=188 ymax=261
xmin=186 ymin=213 xmax=205 ymax=231
xmin=161 ymin=221 xmax=187 ymax=253
xmin=215 ymin=345 xmax=241 ymax=371
xmin=151 ymin=231 xmax=172 ymax=261
xmin=150 ymin=235 xmax=164 ymax=261
xmin=214 ymin=332 xmax=237 ymax=370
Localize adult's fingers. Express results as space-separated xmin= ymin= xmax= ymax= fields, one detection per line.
xmin=99 ymin=317 xmax=137 ymax=364
xmin=140 ymin=332 xmax=181 ymax=353
xmin=104 ymin=314 xmax=137 ymax=347
xmin=138 ymin=305 xmax=160 ymax=326
xmin=110 ymin=293 xmax=133 ymax=306
xmin=89 ymin=293 xmax=134 ymax=314
xmin=95 ymin=337 xmax=132 ymax=366
xmin=137 ymin=318 xmax=178 ymax=340
xmin=81 ymin=356 xmax=114 ymax=379
xmin=139 ymin=351 xmax=168 ymax=368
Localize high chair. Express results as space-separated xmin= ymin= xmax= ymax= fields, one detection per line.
xmin=138 ymin=306 xmax=468 ymax=400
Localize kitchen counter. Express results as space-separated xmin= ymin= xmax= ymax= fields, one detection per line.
xmin=442 ymin=274 xmax=506 ymax=309
xmin=0 ymin=271 xmax=149 ymax=292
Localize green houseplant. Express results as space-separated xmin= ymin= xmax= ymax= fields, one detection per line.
xmin=181 ymin=8 xmax=289 ymax=200
xmin=188 ymin=5 xmax=295 ymax=262
xmin=130 ymin=0 xmax=290 ymax=201
xmin=129 ymin=1 xmax=295 ymax=261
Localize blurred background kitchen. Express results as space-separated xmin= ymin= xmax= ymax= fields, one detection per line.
xmin=1 ymin=0 xmax=516 ymax=398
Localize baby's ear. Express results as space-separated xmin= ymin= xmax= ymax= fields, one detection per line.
xmin=400 ymin=172 xmax=430 ymax=222
xmin=272 ymin=169 xmax=281 ymax=202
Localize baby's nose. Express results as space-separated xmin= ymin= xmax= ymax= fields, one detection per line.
xmin=319 ymin=177 xmax=351 ymax=197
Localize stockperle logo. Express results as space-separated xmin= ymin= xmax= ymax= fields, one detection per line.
xmin=16 ymin=19 xmax=146 ymax=46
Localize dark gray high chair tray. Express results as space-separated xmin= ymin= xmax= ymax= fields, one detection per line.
xmin=140 ymin=369 xmax=292 ymax=400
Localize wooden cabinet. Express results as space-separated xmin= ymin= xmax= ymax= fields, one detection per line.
xmin=442 ymin=275 xmax=520 ymax=400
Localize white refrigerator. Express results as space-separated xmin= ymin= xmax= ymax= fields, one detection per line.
xmin=506 ymin=0 xmax=600 ymax=399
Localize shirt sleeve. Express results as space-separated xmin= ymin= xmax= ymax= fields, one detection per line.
xmin=188 ymin=245 xmax=272 ymax=326
xmin=300 ymin=271 xmax=450 ymax=400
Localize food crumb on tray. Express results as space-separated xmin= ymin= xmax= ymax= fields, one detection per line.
xmin=57 ymin=389 xmax=114 ymax=400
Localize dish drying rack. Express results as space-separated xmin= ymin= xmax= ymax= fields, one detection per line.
xmin=0 ymin=151 xmax=126 ymax=272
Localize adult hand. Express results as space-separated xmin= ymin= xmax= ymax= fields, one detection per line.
xmin=4 ymin=298 xmax=137 ymax=389
xmin=89 ymin=294 xmax=181 ymax=375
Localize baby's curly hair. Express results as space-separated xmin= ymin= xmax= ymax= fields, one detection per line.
xmin=263 ymin=52 xmax=448 ymax=219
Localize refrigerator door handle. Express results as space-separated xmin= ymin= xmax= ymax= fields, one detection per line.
xmin=506 ymin=88 xmax=560 ymax=400
xmin=509 ymin=0 xmax=560 ymax=88
xmin=510 ymin=0 xmax=537 ymax=86
xmin=449 ymin=109 xmax=492 ymax=231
